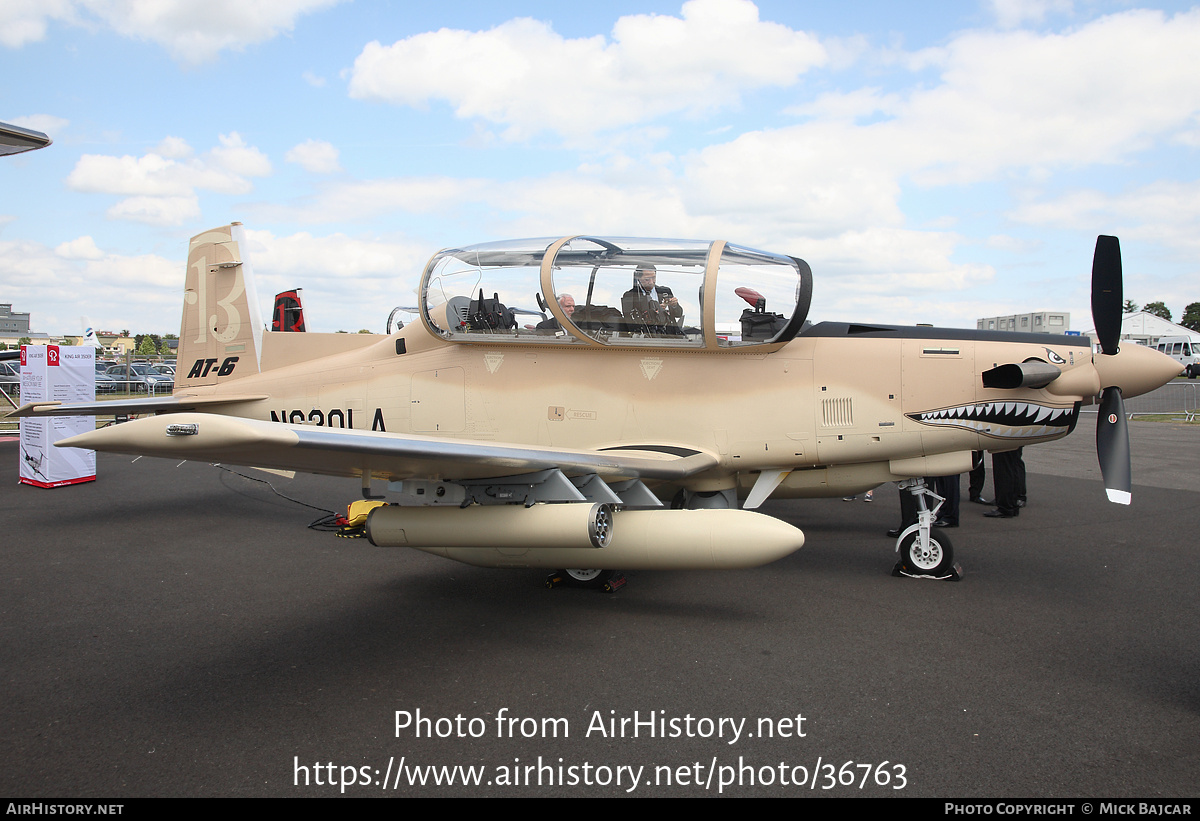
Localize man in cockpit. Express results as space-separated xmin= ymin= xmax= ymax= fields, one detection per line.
xmin=621 ymin=264 xmax=683 ymax=334
xmin=536 ymin=293 xmax=576 ymax=331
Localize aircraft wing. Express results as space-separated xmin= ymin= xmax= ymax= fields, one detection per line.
xmin=6 ymin=394 xmax=269 ymax=418
xmin=54 ymin=412 xmax=718 ymax=483
xmin=0 ymin=121 xmax=52 ymax=155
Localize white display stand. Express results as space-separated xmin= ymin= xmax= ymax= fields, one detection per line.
xmin=18 ymin=345 xmax=96 ymax=488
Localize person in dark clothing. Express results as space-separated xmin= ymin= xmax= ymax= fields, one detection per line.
xmin=1016 ymin=448 xmax=1027 ymax=508
xmin=985 ymin=448 xmax=1023 ymax=518
xmin=622 ymin=265 xmax=683 ymax=334
xmin=968 ymin=450 xmax=990 ymax=504
xmin=535 ymin=293 xmax=576 ymax=331
xmin=933 ymin=474 xmax=960 ymax=527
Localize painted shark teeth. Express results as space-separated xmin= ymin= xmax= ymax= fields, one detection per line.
xmin=907 ymin=401 xmax=1075 ymax=439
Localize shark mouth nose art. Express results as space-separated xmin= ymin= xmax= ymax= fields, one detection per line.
xmin=907 ymin=401 xmax=1077 ymax=439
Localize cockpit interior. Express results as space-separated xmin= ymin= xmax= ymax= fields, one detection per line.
xmin=419 ymin=236 xmax=813 ymax=351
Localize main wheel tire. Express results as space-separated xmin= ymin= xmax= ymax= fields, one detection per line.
xmin=564 ymin=568 xmax=614 ymax=588
xmin=898 ymin=531 xmax=954 ymax=576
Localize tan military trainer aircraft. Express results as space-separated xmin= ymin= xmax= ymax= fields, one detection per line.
xmin=10 ymin=225 xmax=1179 ymax=582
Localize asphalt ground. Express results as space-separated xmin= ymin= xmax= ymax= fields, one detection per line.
xmin=2 ymin=422 xmax=1198 ymax=798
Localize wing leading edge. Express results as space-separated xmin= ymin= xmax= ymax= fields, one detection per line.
xmin=55 ymin=412 xmax=718 ymax=483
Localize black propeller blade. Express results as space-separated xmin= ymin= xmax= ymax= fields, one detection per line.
xmin=1096 ymin=387 xmax=1131 ymax=504
xmin=1091 ymin=235 xmax=1131 ymax=504
xmin=1091 ymin=235 xmax=1123 ymax=356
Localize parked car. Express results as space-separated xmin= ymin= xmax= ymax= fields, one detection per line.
xmin=105 ymin=363 xmax=173 ymax=394
xmin=94 ymin=362 xmax=120 ymax=394
xmin=0 ymin=361 xmax=19 ymax=398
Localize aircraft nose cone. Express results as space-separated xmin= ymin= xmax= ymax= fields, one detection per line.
xmin=1093 ymin=343 xmax=1181 ymax=398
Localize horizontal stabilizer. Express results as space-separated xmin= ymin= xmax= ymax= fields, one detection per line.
xmin=6 ymin=394 xmax=269 ymax=419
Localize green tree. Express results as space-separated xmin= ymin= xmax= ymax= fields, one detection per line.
xmin=1143 ymin=301 xmax=1172 ymax=321
xmin=18 ymin=337 xmax=31 ymax=346
xmin=1181 ymin=302 xmax=1200 ymax=332
xmin=136 ymin=337 xmax=157 ymax=356
xmin=1122 ymin=299 xmax=1139 ymax=314
xmin=357 ymin=329 xmax=373 ymax=334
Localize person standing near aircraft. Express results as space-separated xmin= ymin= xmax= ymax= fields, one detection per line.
xmin=968 ymin=450 xmax=990 ymax=504
xmin=622 ymin=264 xmax=683 ymax=334
xmin=933 ymin=474 xmax=960 ymax=527
xmin=985 ymin=448 xmax=1024 ymax=518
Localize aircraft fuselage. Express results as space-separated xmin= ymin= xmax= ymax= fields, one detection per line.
xmin=191 ymin=320 xmax=1096 ymax=499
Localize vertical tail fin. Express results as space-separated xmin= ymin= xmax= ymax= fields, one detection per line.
xmin=176 ymin=222 xmax=264 ymax=389
xmin=271 ymin=289 xmax=307 ymax=332
xmin=80 ymin=318 xmax=100 ymax=347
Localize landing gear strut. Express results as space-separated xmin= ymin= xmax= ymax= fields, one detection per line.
xmin=545 ymin=568 xmax=625 ymax=592
xmin=892 ymin=478 xmax=962 ymax=580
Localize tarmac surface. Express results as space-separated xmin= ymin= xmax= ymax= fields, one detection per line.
xmin=2 ymin=422 xmax=1198 ymax=798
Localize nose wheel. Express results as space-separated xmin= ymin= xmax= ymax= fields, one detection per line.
xmin=896 ymin=530 xmax=955 ymax=577
xmin=892 ymin=478 xmax=962 ymax=580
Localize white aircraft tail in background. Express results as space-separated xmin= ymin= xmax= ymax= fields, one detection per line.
xmin=80 ymin=318 xmax=100 ymax=348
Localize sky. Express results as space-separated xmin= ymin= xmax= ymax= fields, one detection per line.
xmin=1 ymin=0 xmax=1198 ymax=336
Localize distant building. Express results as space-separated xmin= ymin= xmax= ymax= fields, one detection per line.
xmin=0 ymin=303 xmax=31 ymax=334
xmin=1086 ymin=311 xmax=1199 ymax=350
xmin=977 ymin=311 xmax=1070 ymax=334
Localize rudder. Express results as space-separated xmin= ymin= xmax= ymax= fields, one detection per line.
xmin=177 ymin=222 xmax=264 ymax=389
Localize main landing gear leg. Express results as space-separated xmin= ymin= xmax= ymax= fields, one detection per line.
xmin=545 ymin=568 xmax=626 ymax=593
xmin=892 ymin=478 xmax=962 ymax=581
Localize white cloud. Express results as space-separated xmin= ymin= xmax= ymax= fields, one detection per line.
xmin=241 ymin=229 xmax=435 ymax=330
xmin=334 ymin=7 xmax=1200 ymax=267
xmin=2 ymin=0 xmax=340 ymax=63
xmin=666 ymin=8 xmax=1200 ymax=247
xmin=898 ymin=10 xmax=1200 ymax=184
xmin=66 ymin=134 xmax=271 ymax=225
xmin=55 ymin=235 xmax=105 ymax=260
xmin=208 ymin=132 xmax=272 ymax=177
xmin=985 ymin=234 xmax=1041 ymax=253
xmin=0 ymin=0 xmax=75 ymax=48
xmin=987 ymin=0 xmax=1073 ymax=28
xmin=245 ymin=229 xmax=428 ymax=280
xmin=7 ymin=114 xmax=70 ymax=136
xmin=83 ymin=246 xmax=178 ymax=288
xmin=275 ymin=176 xmax=485 ymax=223
xmin=347 ymin=0 xmax=827 ymax=142
xmin=0 ymin=236 xmax=179 ymax=333
xmin=154 ymin=135 xmax=192 ymax=159
xmin=107 ymin=194 xmax=201 ymax=225
xmin=68 ymin=151 xmax=239 ymax=197
xmin=285 ymin=139 xmax=340 ymax=173
xmin=1008 ymin=180 xmax=1200 ymax=253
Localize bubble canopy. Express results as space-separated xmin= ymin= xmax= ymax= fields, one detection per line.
xmin=420 ymin=236 xmax=812 ymax=351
